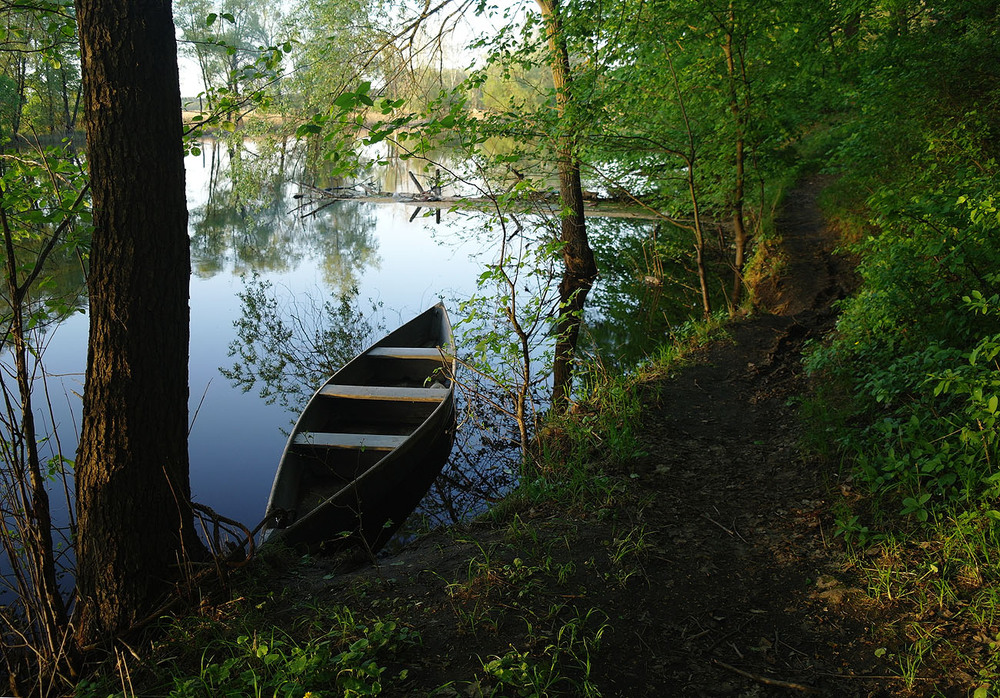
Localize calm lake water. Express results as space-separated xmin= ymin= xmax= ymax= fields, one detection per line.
xmin=31 ymin=140 xmax=494 ymax=532
xmin=21 ymin=137 xmax=712 ymax=544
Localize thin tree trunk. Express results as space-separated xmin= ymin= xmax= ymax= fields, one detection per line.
xmin=0 ymin=204 xmax=68 ymax=658
xmin=70 ymin=83 xmax=82 ymax=131
xmin=666 ymin=52 xmax=712 ymax=319
xmin=11 ymin=57 xmax=26 ymax=136
xmin=45 ymin=65 xmax=56 ymax=132
xmin=195 ymin=44 xmax=214 ymax=109
xmin=536 ymin=0 xmax=598 ymax=409
xmin=59 ymin=65 xmax=72 ymax=133
xmin=722 ymin=7 xmax=748 ymax=310
xmin=687 ymin=171 xmax=712 ymax=319
xmin=74 ymin=0 xmax=201 ymax=645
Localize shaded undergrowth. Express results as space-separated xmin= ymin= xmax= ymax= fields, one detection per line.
xmin=799 ymin=167 xmax=1000 ymax=694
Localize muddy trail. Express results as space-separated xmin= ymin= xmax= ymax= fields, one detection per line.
xmin=267 ymin=176 xmax=916 ymax=696
xmin=598 ymin=175 xmax=902 ymax=696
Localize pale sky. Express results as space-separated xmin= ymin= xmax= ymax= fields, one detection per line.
xmin=174 ymin=0 xmax=514 ymax=99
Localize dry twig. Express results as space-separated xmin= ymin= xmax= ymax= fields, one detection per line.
xmin=713 ymin=659 xmax=820 ymax=694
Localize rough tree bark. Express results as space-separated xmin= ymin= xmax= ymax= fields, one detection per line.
xmin=536 ymin=0 xmax=598 ymax=409
xmin=73 ymin=0 xmax=200 ymax=645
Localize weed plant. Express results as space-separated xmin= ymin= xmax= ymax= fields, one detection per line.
xmin=76 ymin=589 xmax=420 ymax=698
xmin=800 ymin=53 xmax=1000 ymax=687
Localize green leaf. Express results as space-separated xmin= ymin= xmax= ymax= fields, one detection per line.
xmin=333 ymin=93 xmax=355 ymax=110
xmin=295 ymin=123 xmax=322 ymax=137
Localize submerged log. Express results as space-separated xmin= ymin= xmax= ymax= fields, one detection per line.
xmin=292 ymin=182 xmax=664 ymax=220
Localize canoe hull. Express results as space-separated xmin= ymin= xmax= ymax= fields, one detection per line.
xmin=262 ymin=304 xmax=456 ymax=552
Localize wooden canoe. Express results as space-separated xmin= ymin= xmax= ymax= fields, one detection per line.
xmin=261 ymin=303 xmax=456 ymax=552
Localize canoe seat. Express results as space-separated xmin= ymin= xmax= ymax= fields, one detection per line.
xmin=293 ymin=432 xmax=408 ymax=451
xmin=368 ymin=346 xmax=448 ymax=360
xmin=318 ymin=385 xmax=450 ymax=402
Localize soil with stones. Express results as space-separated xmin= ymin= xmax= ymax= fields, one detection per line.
xmin=262 ymin=176 xmax=933 ymax=696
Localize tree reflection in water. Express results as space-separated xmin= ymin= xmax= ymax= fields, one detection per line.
xmin=187 ymin=137 xmax=381 ymax=291
xmin=583 ymin=217 xmax=729 ymax=371
xmin=221 ymin=276 xmax=384 ymax=415
xmin=205 ymin=136 xmax=725 ymax=549
xmin=223 ymin=276 xmax=521 ymax=548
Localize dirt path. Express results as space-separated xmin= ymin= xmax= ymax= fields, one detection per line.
xmin=597 ymin=175 xmax=902 ymax=695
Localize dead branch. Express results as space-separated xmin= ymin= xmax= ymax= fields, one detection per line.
xmin=712 ymin=659 xmax=821 ymax=694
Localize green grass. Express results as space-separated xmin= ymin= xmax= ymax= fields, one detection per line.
xmin=830 ymin=506 xmax=1000 ymax=694
xmin=75 ymin=593 xmax=421 ymax=698
xmin=477 ymin=608 xmax=608 ymax=698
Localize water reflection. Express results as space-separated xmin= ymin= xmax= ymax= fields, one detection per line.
xmin=220 ymin=276 xmax=521 ymax=540
xmin=584 ymin=217 xmax=729 ymax=369
xmin=187 ymin=139 xmax=382 ymax=292
xmin=205 ymin=177 xmax=731 ymax=542
xmin=222 ymin=277 xmax=384 ymax=415
xmin=0 ymin=134 xmax=729 ymax=569
xmin=304 ymin=202 xmax=382 ymax=293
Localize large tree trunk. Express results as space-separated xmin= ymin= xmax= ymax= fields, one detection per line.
xmin=536 ymin=0 xmax=598 ymax=409
xmin=73 ymin=0 xmax=199 ymax=645
xmin=551 ymin=156 xmax=595 ymax=407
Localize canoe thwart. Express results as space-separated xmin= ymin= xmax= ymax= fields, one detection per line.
xmin=318 ymin=385 xmax=450 ymax=401
xmin=368 ymin=346 xmax=449 ymax=360
xmin=292 ymin=432 xmax=408 ymax=450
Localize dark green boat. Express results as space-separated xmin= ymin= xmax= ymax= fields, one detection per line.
xmin=262 ymin=303 xmax=456 ymax=552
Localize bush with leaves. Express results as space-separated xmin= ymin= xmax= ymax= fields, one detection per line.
xmin=808 ymin=176 xmax=1000 ymax=520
